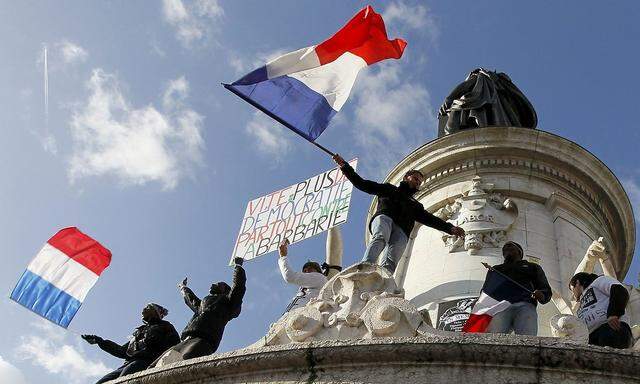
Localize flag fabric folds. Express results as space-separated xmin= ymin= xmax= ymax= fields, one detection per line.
xmin=462 ymin=268 xmax=531 ymax=333
xmin=10 ymin=227 xmax=111 ymax=328
xmin=224 ymin=5 xmax=406 ymax=142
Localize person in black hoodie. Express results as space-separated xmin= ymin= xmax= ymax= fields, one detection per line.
xmin=154 ymin=257 xmax=246 ymax=364
xmin=82 ymin=303 xmax=180 ymax=383
xmin=486 ymin=241 xmax=551 ymax=335
xmin=333 ymin=154 xmax=465 ymax=273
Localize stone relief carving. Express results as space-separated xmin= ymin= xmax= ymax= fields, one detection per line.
xmin=549 ymin=314 xmax=589 ymax=343
xmin=436 ymin=176 xmax=518 ymax=255
xmin=251 ymin=263 xmax=440 ymax=347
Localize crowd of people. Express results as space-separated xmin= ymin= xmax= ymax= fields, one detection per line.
xmin=81 ymin=156 xmax=634 ymax=383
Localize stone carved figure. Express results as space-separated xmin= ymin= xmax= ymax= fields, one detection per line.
xmin=549 ymin=314 xmax=589 ymax=343
xmin=436 ymin=176 xmax=518 ymax=255
xmin=437 ymin=68 xmax=537 ymax=136
xmin=252 ymin=263 xmax=440 ymax=347
xmin=551 ymin=237 xmax=640 ymax=349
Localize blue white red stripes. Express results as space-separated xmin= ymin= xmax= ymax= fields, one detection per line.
xmin=462 ymin=269 xmax=530 ymax=333
xmin=10 ymin=227 xmax=111 ymax=328
xmin=225 ymin=5 xmax=406 ymax=142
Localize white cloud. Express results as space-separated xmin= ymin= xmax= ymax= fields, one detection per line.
xmin=68 ymin=69 xmax=205 ymax=189
xmin=58 ymin=40 xmax=88 ymax=64
xmin=228 ymin=48 xmax=289 ymax=76
xmin=0 ymin=356 xmax=28 ymax=384
xmin=348 ymin=63 xmax=435 ymax=176
xmin=15 ymin=321 xmax=110 ymax=384
xmin=162 ymin=0 xmax=224 ymax=47
xmin=623 ymin=178 xmax=640 ymax=222
xmin=245 ymin=111 xmax=292 ymax=161
xmin=383 ymin=1 xmax=439 ymax=41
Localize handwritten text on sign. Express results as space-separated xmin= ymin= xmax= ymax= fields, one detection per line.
xmin=233 ymin=159 xmax=357 ymax=262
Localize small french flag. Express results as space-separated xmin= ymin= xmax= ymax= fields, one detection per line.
xmin=10 ymin=227 xmax=111 ymax=328
xmin=462 ymin=268 xmax=530 ymax=333
xmin=225 ymin=5 xmax=406 ymax=142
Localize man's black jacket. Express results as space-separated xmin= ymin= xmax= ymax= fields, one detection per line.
xmin=96 ymin=319 xmax=180 ymax=362
xmin=340 ymin=162 xmax=454 ymax=237
xmin=493 ymin=260 xmax=552 ymax=306
xmin=180 ymin=265 xmax=246 ymax=351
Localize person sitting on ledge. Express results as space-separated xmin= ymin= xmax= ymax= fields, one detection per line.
xmin=82 ymin=303 xmax=180 ymax=384
xmin=570 ymin=272 xmax=633 ymax=349
xmin=154 ymin=257 xmax=246 ymax=365
xmin=486 ymin=242 xmax=551 ymax=336
xmin=332 ymin=154 xmax=465 ymax=274
xmin=278 ymin=238 xmax=327 ymax=313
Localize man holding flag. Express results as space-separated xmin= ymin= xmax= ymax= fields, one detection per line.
xmin=333 ymin=154 xmax=465 ymax=274
xmin=463 ymin=241 xmax=551 ymax=335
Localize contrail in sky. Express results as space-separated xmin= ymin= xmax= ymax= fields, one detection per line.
xmin=43 ymin=44 xmax=48 ymax=123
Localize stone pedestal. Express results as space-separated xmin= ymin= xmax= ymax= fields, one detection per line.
xmin=114 ymin=336 xmax=640 ymax=384
xmin=368 ymin=128 xmax=635 ymax=336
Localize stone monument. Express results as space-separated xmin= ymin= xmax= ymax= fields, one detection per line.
xmin=115 ymin=70 xmax=639 ymax=383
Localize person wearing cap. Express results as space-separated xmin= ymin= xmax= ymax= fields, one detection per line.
xmin=486 ymin=241 xmax=552 ymax=335
xmin=278 ymin=239 xmax=327 ymax=312
xmin=153 ymin=257 xmax=246 ymax=365
xmin=332 ymin=154 xmax=465 ymax=274
xmin=569 ymin=272 xmax=633 ymax=348
xmin=82 ymin=303 xmax=180 ymax=383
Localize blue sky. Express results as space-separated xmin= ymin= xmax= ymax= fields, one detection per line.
xmin=1 ymin=1 xmax=639 ymax=383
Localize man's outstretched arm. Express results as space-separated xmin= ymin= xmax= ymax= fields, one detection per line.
xmin=82 ymin=334 xmax=129 ymax=359
xmin=228 ymin=258 xmax=247 ymax=318
xmin=178 ymin=278 xmax=201 ymax=313
xmin=415 ymin=208 xmax=462 ymax=235
xmin=333 ymin=154 xmax=393 ymax=197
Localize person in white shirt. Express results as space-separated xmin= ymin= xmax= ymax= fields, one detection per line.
xmin=278 ymin=239 xmax=327 ymax=312
xmin=570 ymin=272 xmax=633 ymax=349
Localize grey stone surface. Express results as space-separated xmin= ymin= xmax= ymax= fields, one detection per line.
xmin=113 ymin=335 xmax=640 ymax=384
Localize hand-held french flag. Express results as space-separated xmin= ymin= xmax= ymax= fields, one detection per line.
xmin=462 ymin=267 xmax=531 ymax=333
xmin=224 ymin=5 xmax=406 ymax=146
xmin=10 ymin=227 xmax=111 ymax=328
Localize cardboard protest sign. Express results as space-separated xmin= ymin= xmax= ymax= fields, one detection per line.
xmin=232 ymin=159 xmax=357 ymax=262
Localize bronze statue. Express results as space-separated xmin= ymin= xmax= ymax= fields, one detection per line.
xmin=438 ymin=68 xmax=537 ymax=136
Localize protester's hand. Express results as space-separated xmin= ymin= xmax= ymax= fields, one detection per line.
xmin=234 ymin=257 xmax=244 ymax=266
xmin=178 ymin=277 xmax=188 ymax=290
xmin=607 ymin=316 xmax=621 ymax=331
xmin=279 ymin=239 xmax=290 ymax=257
xmin=450 ymin=226 xmax=465 ymax=237
xmin=531 ymin=290 xmax=545 ymax=303
xmin=332 ymin=154 xmax=347 ymax=167
xmin=81 ymin=334 xmax=103 ymax=345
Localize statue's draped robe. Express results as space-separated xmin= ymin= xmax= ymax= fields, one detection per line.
xmin=438 ymin=69 xmax=537 ymax=136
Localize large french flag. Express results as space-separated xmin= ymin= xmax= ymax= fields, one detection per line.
xmin=10 ymin=227 xmax=111 ymax=328
xmin=462 ymin=269 xmax=531 ymax=333
xmin=224 ymin=5 xmax=406 ymax=142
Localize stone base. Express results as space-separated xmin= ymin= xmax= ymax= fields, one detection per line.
xmin=114 ymin=335 xmax=640 ymax=384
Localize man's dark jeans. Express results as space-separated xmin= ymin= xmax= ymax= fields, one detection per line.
xmin=95 ymin=359 xmax=151 ymax=384
xmin=589 ymin=322 xmax=633 ymax=349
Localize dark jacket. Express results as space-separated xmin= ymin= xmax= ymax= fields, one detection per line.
xmin=493 ymin=260 xmax=552 ymax=306
xmin=340 ymin=162 xmax=454 ymax=237
xmin=180 ymin=265 xmax=246 ymax=350
xmin=97 ymin=319 xmax=180 ymax=362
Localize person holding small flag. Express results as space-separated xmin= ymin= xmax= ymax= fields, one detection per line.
xmin=278 ymin=239 xmax=328 ymax=312
xmin=333 ymin=154 xmax=465 ymax=273
xmin=570 ymin=272 xmax=633 ymax=348
xmin=463 ymin=242 xmax=551 ymax=335
xmin=82 ymin=303 xmax=180 ymax=383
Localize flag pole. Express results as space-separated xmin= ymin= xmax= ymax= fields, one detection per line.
xmin=223 ymin=83 xmax=335 ymax=157
xmin=481 ymin=262 xmax=533 ymax=294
